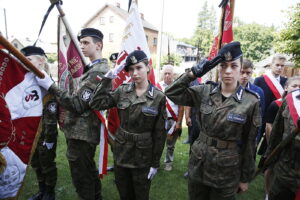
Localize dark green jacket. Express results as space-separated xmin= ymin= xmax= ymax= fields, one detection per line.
xmin=267 ymin=99 xmax=300 ymax=193
xmin=165 ymin=73 xmax=261 ymax=188
xmin=49 ymin=59 xmax=110 ymax=144
xmin=90 ymin=78 xmax=167 ymax=168
xmin=41 ymin=95 xmax=58 ymax=143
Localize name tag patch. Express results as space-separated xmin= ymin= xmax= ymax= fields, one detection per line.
xmin=227 ymin=112 xmax=247 ymax=124
xmin=142 ymin=107 xmax=158 ymax=115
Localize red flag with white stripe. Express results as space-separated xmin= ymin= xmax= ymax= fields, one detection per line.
xmin=107 ymin=0 xmax=156 ymax=135
xmin=286 ymin=89 xmax=300 ymax=128
xmin=57 ymin=17 xmax=108 ymax=177
xmin=0 ymin=50 xmax=44 ymax=198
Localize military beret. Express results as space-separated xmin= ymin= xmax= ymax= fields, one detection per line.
xmin=109 ymin=53 xmax=119 ymax=61
xmin=124 ymin=50 xmax=148 ymax=72
xmin=77 ymin=28 xmax=103 ymax=41
xmin=218 ymin=41 xmax=243 ymax=61
xmin=21 ymin=46 xmax=46 ymax=57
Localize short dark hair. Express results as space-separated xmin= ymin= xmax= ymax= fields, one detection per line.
xmin=242 ymin=58 xmax=254 ymax=69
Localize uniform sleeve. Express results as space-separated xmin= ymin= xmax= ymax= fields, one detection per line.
xmin=42 ymin=97 xmax=58 ymax=143
xmin=49 ymin=69 xmax=110 ymax=114
xmin=89 ymin=77 xmax=120 ymax=110
xmin=266 ymin=102 xmax=286 ymax=156
xmin=165 ymin=72 xmax=201 ymax=107
xmin=151 ymin=95 xmax=167 ymax=168
xmin=240 ymin=100 xmax=261 ymax=183
xmin=265 ymin=102 xmax=279 ymax=124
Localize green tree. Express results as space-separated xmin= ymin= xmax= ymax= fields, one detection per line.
xmin=234 ymin=23 xmax=275 ymax=62
xmin=274 ymin=3 xmax=300 ymax=67
xmin=160 ymin=53 xmax=182 ymax=66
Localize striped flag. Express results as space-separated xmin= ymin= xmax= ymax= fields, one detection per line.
xmin=107 ymin=0 xmax=156 ymax=136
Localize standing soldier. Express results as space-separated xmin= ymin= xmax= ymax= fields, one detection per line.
xmin=34 ymin=28 xmax=110 ymax=200
xmin=157 ymin=65 xmax=184 ymax=171
xmin=21 ymin=46 xmax=58 ymax=200
xmin=266 ymin=88 xmax=300 ymax=200
xmin=89 ymin=50 xmax=167 ymax=200
xmin=165 ymin=42 xmax=261 ymax=200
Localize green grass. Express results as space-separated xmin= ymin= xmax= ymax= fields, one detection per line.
xmin=19 ymin=128 xmax=265 ymax=200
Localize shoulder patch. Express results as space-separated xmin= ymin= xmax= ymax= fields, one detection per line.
xmin=245 ymin=87 xmax=260 ymax=99
xmin=80 ymin=88 xmax=93 ymax=102
xmin=47 ymin=102 xmax=57 ymax=113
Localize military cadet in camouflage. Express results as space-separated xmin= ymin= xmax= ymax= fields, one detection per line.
xmin=34 ymin=28 xmax=110 ymax=200
xmin=165 ymin=42 xmax=261 ymax=200
xmin=21 ymin=46 xmax=58 ymax=200
xmin=266 ymin=88 xmax=300 ymax=200
xmin=89 ymin=50 xmax=167 ymax=200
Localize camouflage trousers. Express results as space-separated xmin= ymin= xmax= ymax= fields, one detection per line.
xmin=31 ymin=136 xmax=57 ymax=187
xmin=114 ymin=165 xmax=151 ymax=200
xmin=188 ymin=177 xmax=236 ymax=200
xmin=66 ymin=139 xmax=101 ymax=200
xmin=269 ymin=175 xmax=296 ymax=200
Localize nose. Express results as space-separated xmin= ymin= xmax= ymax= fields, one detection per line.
xmin=225 ymin=66 xmax=233 ymax=74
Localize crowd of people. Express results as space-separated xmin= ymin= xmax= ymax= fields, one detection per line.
xmin=25 ymin=27 xmax=300 ymax=200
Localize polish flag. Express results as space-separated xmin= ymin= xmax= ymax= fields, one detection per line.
xmin=107 ymin=0 xmax=156 ymax=136
xmin=0 ymin=50 xmax=44 ymax=198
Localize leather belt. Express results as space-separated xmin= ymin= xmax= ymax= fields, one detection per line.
xmin=199 ymin=134 xmax=237 ymax=149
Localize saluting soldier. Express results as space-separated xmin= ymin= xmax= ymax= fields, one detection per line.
xmin=89 ymin=50 xmax=167 ymax=200
xmin=21 ymin=46 xmax=58 ymax=200
xmin=34 ymin=28 xmax=110 ymax=200
xmin=165 ymin=42 xmax=261 ymax=200
xmin=266 ymin=88 xmax=300 ymax=200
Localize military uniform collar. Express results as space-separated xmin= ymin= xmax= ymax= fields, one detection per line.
xmin=210 ymin=83 xmax=244 ymax=102
xmin=126 ymin=82 xmax=155 ymax=99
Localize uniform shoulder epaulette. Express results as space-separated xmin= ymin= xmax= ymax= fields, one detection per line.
xmin=245 ymin=87 xmax=260 ymax=99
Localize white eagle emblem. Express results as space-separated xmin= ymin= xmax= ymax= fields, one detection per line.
xmin=48 ymin=102 xmax=57 ymax=113
xmin=81 ymin=89 xmax=92 ymax=101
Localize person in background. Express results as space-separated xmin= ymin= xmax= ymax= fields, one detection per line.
xmin=157 ymin=64 xmax=184 ymax=171
xmin=21 ymin=46 xmax=58 ymax=200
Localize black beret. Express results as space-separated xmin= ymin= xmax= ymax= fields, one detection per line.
xmin=109 ymin=53 xmax=119 ymax=61
xmin=77 ymin=28 xmax=103 ymax=41
xmin=124 ymin=50 xmax=148 ymax=72
xmin=218 ymin=41 xmax=243 ymax=61
xmin=21 ymin=46 xmax=46 ymax=57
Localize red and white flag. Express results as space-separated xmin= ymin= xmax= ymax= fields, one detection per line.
xmin=208 ymin=3 xmax=233 ymax=60
xmin=0 ymin=50 xmax=44 ymax=198
xmin=107 ymin=0 xmax=156 ymax=136
xmin=57 ymin=17 xmax=108 ymax=177
xmin=286 ymin=89 xmax=300 ymax=128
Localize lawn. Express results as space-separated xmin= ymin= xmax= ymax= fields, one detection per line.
xmin=19 ymin=128 xmax=265 ymax=200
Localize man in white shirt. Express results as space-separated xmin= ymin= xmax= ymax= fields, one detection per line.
xmin=157 ymin=65 xmax=184 ymax=171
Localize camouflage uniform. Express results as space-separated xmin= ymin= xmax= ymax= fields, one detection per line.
xmin=267 ymin=98 xmax=300 ymax=200
xmin=89 ymin=78 xmax=167 ymax=200
xmin=31 ymin=95 xmax=58 ymax=197
xmin=165 ymin=72 xmax=261 ymax=200
xmin=49 ymin=59 xmax=110 ymax=200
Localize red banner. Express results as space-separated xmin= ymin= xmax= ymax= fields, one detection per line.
xmin=0 ymin=50 xmax=43 ymax=198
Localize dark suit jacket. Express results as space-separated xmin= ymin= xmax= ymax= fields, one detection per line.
xmin=254 ymin=75 xmax=287 ymax=117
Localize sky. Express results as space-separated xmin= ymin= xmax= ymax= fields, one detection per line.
xmin=0 ymin=0 xmax=298 ymax=43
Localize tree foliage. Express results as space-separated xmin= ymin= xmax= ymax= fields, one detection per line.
xmin=234 ymin=24 xmax=275 ymax=62
xmin=274 ymin=3 xmax=300 ymax=67
xmin=161 ymin=53 xmax=182 ymax=66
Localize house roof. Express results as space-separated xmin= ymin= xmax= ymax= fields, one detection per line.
xmin=83 ymin=3 xmax=158 ymax=32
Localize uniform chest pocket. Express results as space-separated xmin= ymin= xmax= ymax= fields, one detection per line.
xmin=142 ymin=106 xmax=158 ymax=117
xmin=200 ymin=103 xmax=213 ymax=114
xmin=117 ymin=100 xmax=131 ymax=110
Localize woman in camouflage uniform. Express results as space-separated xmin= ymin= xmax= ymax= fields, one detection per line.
xmin=90 ymin=50 xmax=167 ymax=200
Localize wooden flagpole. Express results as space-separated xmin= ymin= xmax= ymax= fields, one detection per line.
xmin=0 ymin=34 xmax=45 ymax=78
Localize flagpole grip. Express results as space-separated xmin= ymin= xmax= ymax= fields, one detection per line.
xmin=0 ymin=34 xmax=45 ymax=78
xmin=53 ymin=3 xmax=88 ymax=66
